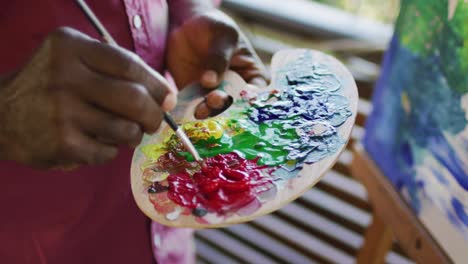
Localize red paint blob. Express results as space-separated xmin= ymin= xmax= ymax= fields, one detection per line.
xmin=166 ymin=152 xmax=273 ymax=214
xmin=154 ymin=152 xmax=197 ymax=173
xmin=149 ymin=192 xmax=175 ymax=214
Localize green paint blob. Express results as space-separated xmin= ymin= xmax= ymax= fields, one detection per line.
xmin=142 ymin=51 xmax=352 ymax=173
xmin=180 ymin=119 xmax=298 ymax=166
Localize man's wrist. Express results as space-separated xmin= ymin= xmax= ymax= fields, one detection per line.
xmin=168 ymin=0 xmax=215 ymax=29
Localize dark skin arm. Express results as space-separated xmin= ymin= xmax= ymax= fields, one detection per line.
xmin=0 ymin=27 xmax=177 ymax=168
xmin=0 ymin=3 xmax=265 ymax=168
xmin=167 ymin=0 xmax=269 ymax=118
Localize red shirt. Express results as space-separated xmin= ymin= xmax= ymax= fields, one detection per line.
xmin=0 ymin=1 xmax=172 ymax=263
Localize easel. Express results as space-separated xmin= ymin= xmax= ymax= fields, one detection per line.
xmin=351 ymin=143 xmax=452 ymax=264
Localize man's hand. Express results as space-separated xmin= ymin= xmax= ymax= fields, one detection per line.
xmin=166 ymin=9 xmax=268 ymax=118
xmin=0 ymin=27 xmax=177 ymax=168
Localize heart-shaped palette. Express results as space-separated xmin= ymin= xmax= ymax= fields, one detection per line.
xmin=130 ymin=49 xmax=358 ymax=228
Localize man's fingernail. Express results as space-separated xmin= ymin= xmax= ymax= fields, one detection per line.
xmin=162 ymin=92 xmax=177 ymax=112
xmin=195 ymin=102 xmax=211 ymax=119
xmin=202 ymin=70 xmax=218 ymax=86
xmin=206 ymin=90 xmax=229 ymax=110
xmin=249 ymin=77 xmax=268 ymax=87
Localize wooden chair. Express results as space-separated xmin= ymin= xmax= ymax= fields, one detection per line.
xmin=352 ymin=143 xmax=452 ymax=264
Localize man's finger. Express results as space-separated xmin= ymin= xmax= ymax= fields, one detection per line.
xmin=194 ymin=102 xmax=212 ymax=119
xmin=201 ymin=70 xmax=220 ymax=89
xmin=77 ymin=72 xmax=163 ymax=133
xmin=229 ymin=51 xmax=269 ymax=87
xmin=76 ymin=34 xmax=177 ymax=111
xmin=199 ymin=14 xmax=239 ymax=89
xmin=74 ymin=101 xmax=144 ymax=147
xmin=58 ymin=126 xmax=119 ymax=165
xmin=201 ymin=48 xmax=234 ymax=89
xmin=206 ymin=90 xmax=230 ymax=110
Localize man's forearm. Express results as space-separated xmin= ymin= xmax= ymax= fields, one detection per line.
xmin=167 ymin=0 xmax=216 ymax=29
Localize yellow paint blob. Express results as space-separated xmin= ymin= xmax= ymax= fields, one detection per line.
xmin=182 ymin=118 xmax=229 ymax=141
xmin=141 ymin=144 xmax=165 ymax=162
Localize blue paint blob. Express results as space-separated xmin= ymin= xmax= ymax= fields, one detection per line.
xmin=247 ymin=51 xmax=352 ymax=169
xmin=427 ymin=135 xmax=468 ymax=190
xmin=452 ymin=198 xmax=468 ymax=227
xmin=400 ymin=142 xmax=414 ymax=167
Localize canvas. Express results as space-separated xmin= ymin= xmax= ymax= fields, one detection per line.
xmin=364 ymin=0 xmax=468 ymax=261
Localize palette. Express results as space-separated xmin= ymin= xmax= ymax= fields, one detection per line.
xmin=130 ymin=49 xmax=358 ymax=228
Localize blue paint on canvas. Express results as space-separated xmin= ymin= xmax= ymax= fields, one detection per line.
xmin=364 ymin=0 xmax=468 ymax=250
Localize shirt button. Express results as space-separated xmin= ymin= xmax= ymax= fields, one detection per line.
xmin=133 ymin=15 xmax=142 ymax=29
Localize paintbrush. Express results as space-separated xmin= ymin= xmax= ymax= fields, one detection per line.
xmin=75 ymin=0 xmax=202 ymax=163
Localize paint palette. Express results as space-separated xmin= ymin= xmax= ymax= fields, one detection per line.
xmin=130 ymin=49 xmax=358 ymax=228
